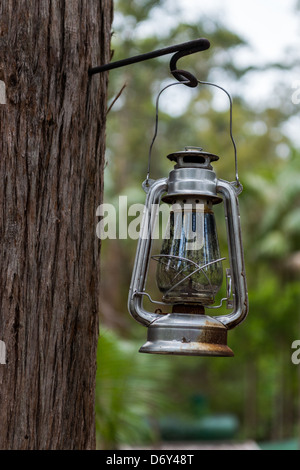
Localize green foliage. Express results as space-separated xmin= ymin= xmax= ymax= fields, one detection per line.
xmin=243 ymin=149 xmax=300 ymax=261
xmin=114 ymin=0 xmax=166 ymax=22
xmin=95 ymin=329 xmax=173 ymax=449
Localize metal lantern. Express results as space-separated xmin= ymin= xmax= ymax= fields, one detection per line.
xmin=89 ymin=37 xmax=249 ymax=357
xmin=128 ymin=147 xmax=248 ymax=357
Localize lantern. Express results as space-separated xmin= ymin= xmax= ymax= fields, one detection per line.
xmin=89 ymin=37 xmax=249 ymax=357
xmin=128 ymin=146 xmax=248 ymax=356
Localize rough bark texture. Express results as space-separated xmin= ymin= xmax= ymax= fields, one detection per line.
xmin=0 ymin=0 xmax=113 ymax=449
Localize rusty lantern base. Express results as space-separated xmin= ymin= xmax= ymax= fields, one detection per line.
xmin=139 ymin=307 xmax=234 ymax=357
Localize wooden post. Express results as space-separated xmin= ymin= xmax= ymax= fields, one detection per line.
xmin=0 ymin=0 xmax=113 ymax=449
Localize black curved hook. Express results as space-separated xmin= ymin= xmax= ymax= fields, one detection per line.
xmin=170 ymin=68 xmax=199 ymax=88
xmin=88 ymin=38 xmax=210 ymax=84
xmin=170 ymin=40 xmax=210 ymax=87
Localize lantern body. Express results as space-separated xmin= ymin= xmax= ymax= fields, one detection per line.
xmin=128 ymin=149 xmax=248 ymax=357
xmin=156 ymin=197 xmax=223 ymax=305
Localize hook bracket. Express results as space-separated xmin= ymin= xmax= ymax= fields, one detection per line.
xmin=88 ymin=38 xmax=210 ymax=86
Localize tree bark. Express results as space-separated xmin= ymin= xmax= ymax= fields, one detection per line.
xmin=0 ymin=0 xmax=113 ymax=449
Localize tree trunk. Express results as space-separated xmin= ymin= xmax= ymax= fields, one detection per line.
xmin=0 ymin=0 xmax=113 ymax=450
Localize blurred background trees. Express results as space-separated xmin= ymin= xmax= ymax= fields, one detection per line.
xmin=96 ymin=0 xmax=300 ymax=449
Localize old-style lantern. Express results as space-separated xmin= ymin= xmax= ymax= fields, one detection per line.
xmin=90 ymin=38 xmax=249 ymax=356
xmin=128 ymin=145 xmax=248 ymax=357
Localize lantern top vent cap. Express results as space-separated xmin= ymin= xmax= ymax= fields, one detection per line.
xmin=167 ymin=147 xmax=219 ymax=170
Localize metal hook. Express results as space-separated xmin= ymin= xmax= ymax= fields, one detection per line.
xmin=169 ymin=39 xmax=211 ymax=87
xmin=170 ymin=44 xmax=209 ymax=88
xmin=88 ymin=38 xmax=210 ymax=84
xmin=170 ymin=69 xmax=198 ymax=88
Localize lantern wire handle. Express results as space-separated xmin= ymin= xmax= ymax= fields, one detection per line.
xmin=197 ymin=80 xmax=241 ymax=191
xmin=146 ymin=80 xmax=190 ymax=187
xmin=145 ymin=76 xmax=242 ymax=192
